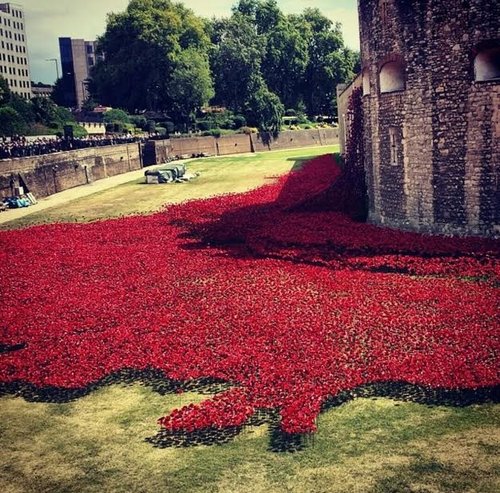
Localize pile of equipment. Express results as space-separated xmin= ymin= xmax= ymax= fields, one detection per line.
xmin=145 ymin=163 xmax=198 ymax=184
xmin=1 ymin=186 xmax=37 ymax=210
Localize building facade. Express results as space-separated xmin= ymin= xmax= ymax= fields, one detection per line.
xmin=59 ymin=37 xmax=100 ymax=108
xmin=358 ymin=0 xmax=499 ymax=237
xmin=31 ymin=81 xmax=53 ymax=98
xmin=0 ymin=2 xmax=31 ymax=99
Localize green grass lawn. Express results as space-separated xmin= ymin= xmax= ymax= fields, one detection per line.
xmin=1 ymin=385 xmax=498 ymax=493
xmin=1 ymin=145 xmax=498 ymax=492
xmin=1 ymin=147 xmax=337 ymax=230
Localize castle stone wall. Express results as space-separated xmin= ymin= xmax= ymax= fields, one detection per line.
xmin=147 ymin=129 xmax=339 ymax=163
xmin=250 ymin=129 xmax=338 ymax=152
xmin=170 ymin=136 xmax=217 ymax=157
xmin=217 ymin=134 xmax=253 ymax=155
xmin=359 ymin=0 xmax=499 ymax=237
xmin=0 ymin=143 xmax=142 ymax=199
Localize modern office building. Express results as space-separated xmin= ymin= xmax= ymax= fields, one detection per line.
xmin=59 ymin=37 xmax=101 ymax=108
xmin=0 ymin=3 xmax=32 ymax=99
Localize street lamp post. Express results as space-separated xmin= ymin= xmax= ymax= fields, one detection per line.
xmin=46 ymin=58 xmax=59 ymax=80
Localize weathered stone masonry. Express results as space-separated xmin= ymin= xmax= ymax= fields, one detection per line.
xmin=0 ymin=143 xmax=142 ymax=199
xmin=359 ymin=0 xmax=499 ymax=236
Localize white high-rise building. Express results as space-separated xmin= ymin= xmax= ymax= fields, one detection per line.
xmin=0 ymin=3 xmax=31 ymax=99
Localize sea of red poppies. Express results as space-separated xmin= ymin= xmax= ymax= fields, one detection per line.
xmin=0 ymin=154 xmax=498 ymax=435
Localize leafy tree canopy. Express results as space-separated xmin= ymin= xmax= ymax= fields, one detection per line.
xmin=247 ymin=81 xmax=284 ymax=133
xmin=0 ymin=76 xmax=81 ymax=137
xmin=89 ymin=0 xmax=359 ymax=129
xmin=102 ymin=108 xmax=131 ymax=124
xmin=166 ymin=48 xmax=214 ymax=125
xmin=209 ymin=13 xmax=264 ymax=114
xmin=211 ymin=0 xmax=357 ymax=119
xmin=0 ymin=106 xmax=28 ymax=136
xmin=91 ymin=0 xmax=211 ymax=114
xmin=0 ymin=76 xmax=11 ymax=106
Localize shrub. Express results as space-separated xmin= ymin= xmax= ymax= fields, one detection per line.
xmin=239 ymin=126 xmax=258 ymax=134
xmin=103 ymin=108 xmax=130 ymax=124
xmin=105 ymin=122 xmax=124 ymax=133
xmin=64 ymin=122 xmax=88 ymax=138
xmin=232 ymin=115 xmax=246 ymax=129
xmin=130 ymin=115 xmax=148 ymax=130
xmin=146 ymin=120 xmax=156 ymax=133
xmin=0 ymin=106 xmax=28 ymax=136
xmin=297 ymin=113 xmax=309 ymax=124
xmin=197 ymin=120 xmax=213 ymax=131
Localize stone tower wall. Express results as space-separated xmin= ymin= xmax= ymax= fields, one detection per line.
xmin=359 ymin=0 xmax=499 ymax=236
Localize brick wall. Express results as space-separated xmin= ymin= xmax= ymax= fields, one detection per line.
xmin=216 ymin=134 xmax=253 ymax=155
xmin=170 ymin=136 xmax=217 ymax=157
xmin=0 ymin=143 xmax=142 ymax=199
xmin=0 ymin=129 xmax=339 ymax=200
xmin=359 ymin=0 xmax=499 ymax=237
xmin=250 ymin=129 xmax=338 ymax=152
xmin=147 ymin=129 xmax=339 ymax=163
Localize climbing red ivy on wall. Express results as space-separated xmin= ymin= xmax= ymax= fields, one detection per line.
xmin=344 ymin=86 xmax=367 ymax=220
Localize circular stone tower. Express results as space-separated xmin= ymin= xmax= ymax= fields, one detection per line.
xmin=358 ymin=0 xmax=499 ymax=237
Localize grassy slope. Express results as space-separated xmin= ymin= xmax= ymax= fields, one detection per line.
xmin=1 ymin=145 xmax=498 ymax=492
xmin=1 ymin=386 xmax=498 ymax=493
xmin=1 ymin=147 xmax=337 ymax=230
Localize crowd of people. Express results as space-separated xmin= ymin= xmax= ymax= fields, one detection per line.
xmin=0 ymin=134 xmax=144 ymax=160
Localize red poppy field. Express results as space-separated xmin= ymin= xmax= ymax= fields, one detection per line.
xmin=0 ymin=154 xmax=499 ymax=445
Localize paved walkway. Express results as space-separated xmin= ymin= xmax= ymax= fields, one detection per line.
xmin=0 ymin=162 xmax=171 ymax=225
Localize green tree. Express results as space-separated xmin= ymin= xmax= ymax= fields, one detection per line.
xmin=8 ymin=94 xmax=34 ymax=125
xmin=91 ymin=0 xmax=210 ymax=116
xmin=300 ymin=8 xmax=355 ymax=117
xmin=0 ymin=107 xmax=28 ymax=136
xmin=211 ymin=2 xmax=355 ymax=121
xmin=247 ymin=81 xmax=284 ymax=133
xmin=82 ymin=97 xmax=98 ymax=112
xmin=51 ymin=76 xmax=76 ymax=108
xmin=167 ymin=48 xmax=214 ymax=126
xmin=0 ymin=75 xmax=11 ymax=106
xmin=254 ymin=0 xmax=282 ymax=35
xmin=210 ymin=13 xmax=264 ymax=114
xmin=232 ymin=0 xmax=259 ymax=19
xmin=261 ymin=17 xmax=309 ymax=109
xmin=102 ymin=108 xmax=131 ymax=124
xmin=130 ymin=114 xmax=148 ymax=130
xmin=31 ymin=96 xmax=60 ymax=125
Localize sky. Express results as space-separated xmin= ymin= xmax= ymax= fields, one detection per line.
xmin=20 ymin=0 xmax=359 ymax=84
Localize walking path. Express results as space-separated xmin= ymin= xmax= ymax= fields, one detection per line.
xmin=0 ymin=162 xmax=171 ymax=225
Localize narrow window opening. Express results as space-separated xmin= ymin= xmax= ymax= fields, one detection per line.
xmin=474 ymin=45 xmax=500 ymax=81
xmin=362 ymin=69 xmax=370 ymax=95
xmin=389 ymin=127 xmax=399 ymax=165
xmin=380 ymin=0 xmax=389 ymax=24
xmin=380 ymin=60 xmax=405 ymax=93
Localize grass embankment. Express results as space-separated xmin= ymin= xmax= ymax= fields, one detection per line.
xmin=1 ymin=387 xmax=498 ymax=493
xmin=1 ymin=147 xmax=338 ymax=229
